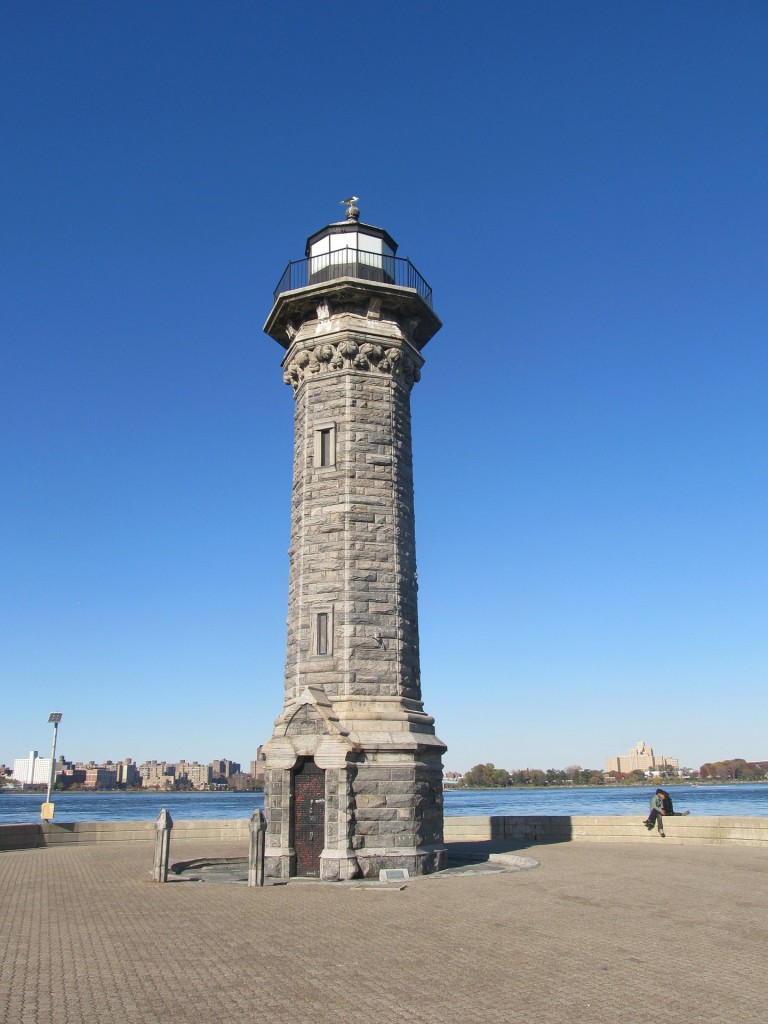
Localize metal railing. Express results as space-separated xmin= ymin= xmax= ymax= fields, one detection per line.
xmin=273 ymin=248 xmax=433 ymax=307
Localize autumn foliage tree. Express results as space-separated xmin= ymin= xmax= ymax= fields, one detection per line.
xmin=699 ymin=759 xmax=767 ymax=781
xmin=458 ymin=764 xmax=511 ymax=788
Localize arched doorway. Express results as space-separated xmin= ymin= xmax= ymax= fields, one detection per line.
xmin=292 ymin=758 xmax=325 ymax=877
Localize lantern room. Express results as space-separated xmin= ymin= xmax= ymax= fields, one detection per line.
xmin=305 ymin=204 xmax=397 ymax=285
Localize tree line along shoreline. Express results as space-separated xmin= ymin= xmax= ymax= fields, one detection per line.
xmin=452 ymin=758 xmax=768 ymax=789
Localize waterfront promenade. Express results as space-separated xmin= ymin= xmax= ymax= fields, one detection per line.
xmin=2 ymin=837 xmax=765 ymax=1024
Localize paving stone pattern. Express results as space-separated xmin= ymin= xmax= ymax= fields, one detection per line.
xmin=2 ymin=839 xmax=765 ymax=1024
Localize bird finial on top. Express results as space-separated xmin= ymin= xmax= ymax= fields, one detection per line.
xmin=340 ymin=196 xmax=360 ymax=221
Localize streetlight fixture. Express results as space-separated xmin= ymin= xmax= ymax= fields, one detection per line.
xmin=41 ymin=712 xmax=63 ymax=822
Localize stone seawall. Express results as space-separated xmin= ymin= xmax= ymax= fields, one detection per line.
xmin=1 ymin=814 xmax=766 ymax=851
xmin=443 ymin=814 xmax=768 ymax=847
xmin=0 ymin=818 xmax=250 ymax=851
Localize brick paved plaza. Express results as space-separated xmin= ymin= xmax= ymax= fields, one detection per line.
xmin=1 ymin=838 xmax=765 ymax=1024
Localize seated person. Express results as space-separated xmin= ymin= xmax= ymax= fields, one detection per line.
xmin=660 ymin=789 xmax=690 ymax=817
xmin=644 ymin=788 xmax=665 ymax=833
xmin=644 ymin=788 xmax=690 ymax=835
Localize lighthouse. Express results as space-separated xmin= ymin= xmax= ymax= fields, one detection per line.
xmin=261 ymin=200 xmax=447 ymax=880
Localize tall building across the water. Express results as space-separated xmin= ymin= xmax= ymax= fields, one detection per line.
xmin=12 ymin=751 xmax=52 ymax=785
xmin=605 ymin=739 xmax=679 ymax=774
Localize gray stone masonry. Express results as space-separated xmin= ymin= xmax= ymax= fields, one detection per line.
xmin=262 ymin=223 xmax=447 ymax=880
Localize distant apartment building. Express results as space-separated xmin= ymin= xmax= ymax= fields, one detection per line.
xmin=84 ymin=766 xmax=118 ymax=790
xmin=58 ymin=762 xmax=87 ymax=787
xmin=138 ymin=761 xmax=175 ymax=789
xmin=227 ymin=771 xmax=259 ymax=791
xmin=12 ymin=751 xmax=53 ymax=785
xmin=250 ymin=745 xmax=266 ymax=785
xmin=175 ymin=761 xmax=212 ymax=790
xmin=604 ymin=740 xmax=679 ymax=775
xmin=114 ymin=759 xmax=138 ymax=787
xmin=210 ymin=759 xmax=240 ymax=780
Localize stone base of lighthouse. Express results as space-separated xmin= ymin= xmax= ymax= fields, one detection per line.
xmin=262 ymin=691 xmax=447 ymax=880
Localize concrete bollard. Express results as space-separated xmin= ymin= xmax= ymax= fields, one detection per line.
xmin=152 ymin=808 xmax=173 ymax=882
xmin=248 ymin=809 xmax=267 ymax=887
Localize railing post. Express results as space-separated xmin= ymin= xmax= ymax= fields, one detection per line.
xmin=152 ymin=808 xmax=173 ymax=882
xmin=248 ymin=808 xmax=267 ymax=887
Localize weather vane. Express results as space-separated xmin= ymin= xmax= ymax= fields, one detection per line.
xmin=340 ymin=196 xmax=360 ymax=221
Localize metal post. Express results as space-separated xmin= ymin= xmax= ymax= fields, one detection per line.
xmin=41 ymin=712 xmax=62 ymax=822
xmin=247 ymin=809 xmax=267 ymax=887
xmin=152 ymin=809 xmax=173 ymax=882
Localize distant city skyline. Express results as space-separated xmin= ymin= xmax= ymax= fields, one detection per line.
xmin=8 ymin=751 xmax=252 ymax=791
xmin=4 ymin=738 xmax=749 ymax=781
xmin=2 ymin=4 xmax=766 ymax=773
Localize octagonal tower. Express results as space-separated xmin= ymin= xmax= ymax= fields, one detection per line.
xmin=261 ymin=201 xmax=447 ymax=880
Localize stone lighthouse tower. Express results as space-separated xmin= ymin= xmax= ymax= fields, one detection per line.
xmin=261 ymin=200 xmax=447 ymax=880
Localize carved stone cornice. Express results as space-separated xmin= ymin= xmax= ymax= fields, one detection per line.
xmin=265 ymin=277 xmax=442 ymax=350
xmin=282 ymin=337 xmax=423 ymax=393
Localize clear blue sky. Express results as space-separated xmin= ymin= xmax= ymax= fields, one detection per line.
xmin=2 ymin=2 xmax=766 ymax=774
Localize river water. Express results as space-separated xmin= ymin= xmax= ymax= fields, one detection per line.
xmin=1 ymin=783 xmax=766 ymax=825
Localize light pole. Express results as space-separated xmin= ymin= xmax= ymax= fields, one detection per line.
xmin=41 ymin=712 xmax=62 ymax=822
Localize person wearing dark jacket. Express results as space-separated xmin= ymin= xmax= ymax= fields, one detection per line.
xmin=660 ymin=789 xmax=690 ymax=817
xmin=644 ymin=788 xmax=690 ymax=836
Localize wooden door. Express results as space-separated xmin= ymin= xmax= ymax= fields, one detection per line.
xmin=293 ymin=759 xmax=325 ymax=877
